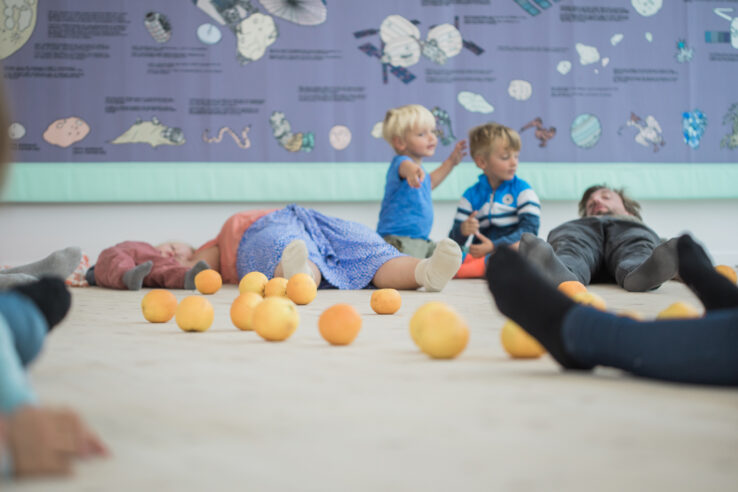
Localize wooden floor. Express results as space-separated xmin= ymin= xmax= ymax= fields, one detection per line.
xmin=8 ymin=279 xmax=738 ymax=491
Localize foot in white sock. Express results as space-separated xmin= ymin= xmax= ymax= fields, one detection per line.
xmin=280 ymin=240 xmax=313 ymax=279
xmin=414 ymin=238 xmax=462 ymax=292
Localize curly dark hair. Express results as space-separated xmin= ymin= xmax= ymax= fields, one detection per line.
xmin=578 ymin=184 xmax=642 ymax=221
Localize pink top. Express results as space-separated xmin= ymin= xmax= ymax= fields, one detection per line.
xmin=196 ymin=209 xmax=277 ymax=284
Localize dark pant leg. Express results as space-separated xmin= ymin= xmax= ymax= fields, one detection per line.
xmin=602 ymin=220 xmax=661 ymax=287
xmin=562 ymin=305 xmax=738 ymax=386
xmin=547 ymin=218 xmax=606 ymax=285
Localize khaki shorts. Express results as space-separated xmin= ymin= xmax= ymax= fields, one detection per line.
xmin=382 ymin=235 xmax=436 ymax=259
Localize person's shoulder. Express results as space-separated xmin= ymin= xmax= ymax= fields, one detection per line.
xmin=508 ymin=175 xmax=534 ymax=190
xmin=390 ymin=154 xmax=413 ymax=166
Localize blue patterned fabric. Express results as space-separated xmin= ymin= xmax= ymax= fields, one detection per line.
xmin=236 ymin=204 xmax=404 ymax=289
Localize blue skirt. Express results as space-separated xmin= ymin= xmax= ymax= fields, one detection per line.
xmin=236 ymin=204 xmax=404 ymax=289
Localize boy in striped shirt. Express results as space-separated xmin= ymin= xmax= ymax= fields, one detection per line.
xmin=449 ymin=123 xmax=540 ymax=260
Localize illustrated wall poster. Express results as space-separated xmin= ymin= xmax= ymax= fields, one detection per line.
xmin=2 ymin=0 xmax=737 ymax=164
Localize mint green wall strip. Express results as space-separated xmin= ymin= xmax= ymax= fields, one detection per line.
xmin=2 ymin=162 xmax=737 ymax=202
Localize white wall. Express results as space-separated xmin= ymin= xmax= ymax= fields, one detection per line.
xmin=1 ymin=200 xmax=737 ymax=267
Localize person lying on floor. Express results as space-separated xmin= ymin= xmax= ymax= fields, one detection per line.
xmin=486 ymin=235 xmax=738 ymax=386
xmin=86 ymin=240 xmax=210 ymax=291
xmin=519 ymin=184 xmax=678 ymax=292
xmin=190 ymin=204 xmax=463 ymax=291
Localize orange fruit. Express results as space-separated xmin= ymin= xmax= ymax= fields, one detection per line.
xmin=370 ymin=288 xmax=402 ymax=314
xmin=557 ymin=280 xmax=587 ymax=298
xmin=230 ymin=292 xmax=263 ymax=331
xmin=500 ymin=319 xmax=545 ymax=359
xmin=252 ymin=297 xmax=300 ymax=341
xmin=194 ymin=269 xmax=222 ymax=295
xmin=264 ymin=277 xmax=289 ymax=298
xmin=175 ymin=295 xmax=214 ymax=332
xmin=572 ymin=291 xmax=607 ymax=311
xmin=409 ymin=302 xmax=469 ymax=359
xmin=318 ymin=304 xmax=362 ymax=345
xmin=716 ymin=265 xmax=737 ymax=285
xmin=239 ymin=271 xmax=268 ymax=296
xmin=286 ymin=273 xmax=317 ymax=305
xmin=657 ymin=301 xmax=701 ymax=319
xmin=409 ymin=301 xmax=445 ymax=345
xmin=141 ymin=289 xmax=178 ymax=323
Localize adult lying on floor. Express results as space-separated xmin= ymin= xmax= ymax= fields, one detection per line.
xmin=519 ymin=184 xmax=677 ymax=292
xmin=486 ymin=235 xmax=738 ymax=386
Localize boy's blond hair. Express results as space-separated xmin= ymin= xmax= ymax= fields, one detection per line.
xmin=382 ymin=104 xmax=436 ymax=152
xmin=468 ymin=122 xmax=521 ymax=159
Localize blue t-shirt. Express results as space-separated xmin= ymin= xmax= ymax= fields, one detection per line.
xmin=376 ymin=155 xmax=433 ymax=239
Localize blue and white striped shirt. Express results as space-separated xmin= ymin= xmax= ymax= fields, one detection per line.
xmin=449 ymin=174 xmax=541 ymax=247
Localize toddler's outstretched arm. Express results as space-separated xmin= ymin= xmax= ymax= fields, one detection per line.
xmin=430 ymin=140 xmax=467 ymax=189
xmin=398 ymin=160 xmax=425 ymax=188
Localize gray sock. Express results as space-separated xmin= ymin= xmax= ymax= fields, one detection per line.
xmin=122 ymin=261 xmax=153 ymax=290
xmin=622 ymin=238 xmax=679 ymax=292
xmin=2 ymin=247 xmax=82 ymax=279
xmin=184 ymin=260 xmax=210 ymax=290
xmin=518 ymin=233 xmax=578 ymax=285
xmin=0 ymin=273 xmax=38 ymax=289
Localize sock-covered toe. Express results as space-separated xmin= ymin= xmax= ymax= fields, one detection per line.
xmin=13 ymin=276 xmax=72 ymax=330
xmin=486 ymin=247 xmax=591 ymax=370
xmin=677 ymin=234 xmax=738 ymax=310
xmin=184 ymin=261 xmax=210 ymax=290
xmin=123 ymin=261 xmax=153 ymax=291
xmin=414 ymin=238 xmax=462 ymax=292
xmin=280 ymin=240 xmax=313 ymax=279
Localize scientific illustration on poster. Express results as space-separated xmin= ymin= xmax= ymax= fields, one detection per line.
xmin=203 ymin=126 xmax=251 ymax=149
xmin=269 ymin=111 xmax=314 ymax=153
xmin=619 ymin=113 xmax=665 ymax=152
xmin=0 ymin=0 xmax=37 ymax=60
xmin=194 ymin=0 xmax=327 ymax=65
xmin=682 ymin=110 xmax=708 ymax=150
xmin=43 ymin=117 xmax=90 ymax=148
xmin=111 ymin=118 xmax=185 ymax=148
xmin=355 ymin=14 xmax=483 ymax=85
xmin=571 ymin=114 xmax=602 ymax=150
xmin=432 ymin=107 xmax=456 ymax=146
xmin=144 ymin=12 xmax=172 ymax=43
xmin=521 ymin=118 xmax=556 ymax=148
xmin=721 ymin=103 xmax=738 ymax=150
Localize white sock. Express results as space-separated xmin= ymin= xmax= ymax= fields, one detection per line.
xmin=414 ymin=238 xmax=462 ymax=292
xmin=280 ymin=240 xmax=313 ymax=279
